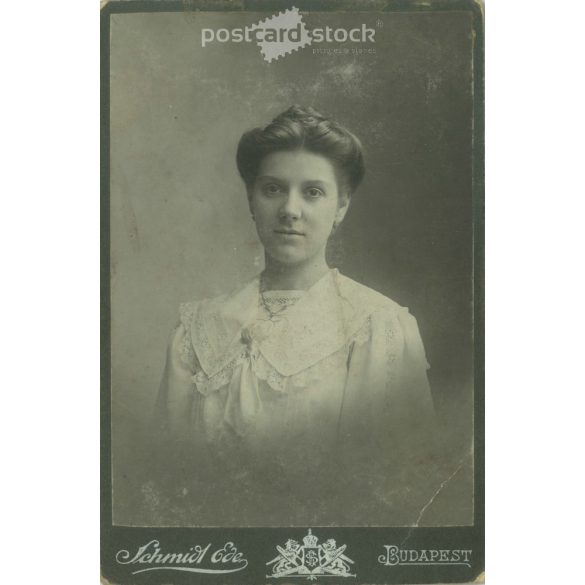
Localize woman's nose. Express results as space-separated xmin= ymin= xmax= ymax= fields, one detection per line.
xmin=279 ymin=191 xmax=302 ymax=220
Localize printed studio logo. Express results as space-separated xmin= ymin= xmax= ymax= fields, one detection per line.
xmin=266 ymin=529 xmax=355 ymax=580
xmin=201 ymin=6 xmax=376 ymax=62
xmin=115 ymin=540 xmax=248 ymax=575
xmin=378 ymin=545 xmax=473 ymax=568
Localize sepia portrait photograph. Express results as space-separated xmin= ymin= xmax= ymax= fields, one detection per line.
xmin=106 ymin=0 xmax=481 ymax=541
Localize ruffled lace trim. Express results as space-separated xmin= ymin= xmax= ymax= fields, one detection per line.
xmin=190 ymin=316 xmax=375 ymax=395
xmin=192 ymin=353 xmax=244 ymax=395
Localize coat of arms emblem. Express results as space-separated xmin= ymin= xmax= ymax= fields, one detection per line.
xmin=267 ymin=529 xmax=355 ymax=579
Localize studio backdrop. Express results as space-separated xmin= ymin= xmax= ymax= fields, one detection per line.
xmin=108 ymin=5 xmax=476 ymax=530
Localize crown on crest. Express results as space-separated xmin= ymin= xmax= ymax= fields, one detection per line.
xmin=303 ymin=529 xmax=319 ymax=548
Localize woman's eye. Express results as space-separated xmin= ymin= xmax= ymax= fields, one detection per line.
xmin=263 ymin=184 xmax=282 ymax=196
xmin=305 ymin=187 xmax=324 ymax=198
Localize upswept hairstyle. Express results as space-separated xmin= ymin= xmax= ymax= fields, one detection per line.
xmin=236 ymin=105 xmax=365 ymax=196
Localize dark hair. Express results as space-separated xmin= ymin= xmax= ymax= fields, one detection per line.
xmin=236 ymin=105 xmax=365 ymax=196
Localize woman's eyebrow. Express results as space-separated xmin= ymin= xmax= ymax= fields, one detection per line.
xmin=257 ymin=175 xmax=287 ymax=182
xmin=301 ymin=180 xmax=332 ymax=188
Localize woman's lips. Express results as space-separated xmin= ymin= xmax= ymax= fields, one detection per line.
xmin=274 ymin=229 xmax=305 ymax=236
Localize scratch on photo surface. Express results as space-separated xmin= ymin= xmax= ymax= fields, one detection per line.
xmin=413 ymin=455 xmax=468 ymax=527
xmin=401 ymin=444 xmax=473 ymax=546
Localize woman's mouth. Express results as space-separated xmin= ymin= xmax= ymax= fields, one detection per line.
xmin=274 ymin=229 xmax=305 ymax=236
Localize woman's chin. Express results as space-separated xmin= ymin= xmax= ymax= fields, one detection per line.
xmin=264 ymin=246 xmax=309 ymax=267
xmin=267 ymin=253 xmax=307 ymax=267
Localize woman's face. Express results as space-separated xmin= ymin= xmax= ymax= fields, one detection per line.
xmin=249 ymin=149 xmax=349 ymax=267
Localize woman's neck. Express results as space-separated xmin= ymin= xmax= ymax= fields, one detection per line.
xmin=262 ymin=255 xmax=330 ymax=291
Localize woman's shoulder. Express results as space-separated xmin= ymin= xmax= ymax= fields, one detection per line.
xmin=335 ymin=271 xmax=407 ymax=316
xmin=334 ymin=271 xmax=424 ymax=344
xmin=178 ymin=289 xmax=231 ymax=316
xmin=335 ymin=272 xmax=429 ymax=367
xmin=178 ymin=277 xmax=260 ymax=325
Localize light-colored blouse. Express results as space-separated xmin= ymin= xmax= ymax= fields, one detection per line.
xmin=159 ymin=269 xmax=435 ymax=470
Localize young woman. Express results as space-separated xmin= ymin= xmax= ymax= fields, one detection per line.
xmin=156 ymin=105 xmax=436 ymax=524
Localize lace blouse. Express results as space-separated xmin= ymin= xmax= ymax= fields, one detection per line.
xmin=158 ymin=269 xmax=435 ymax=464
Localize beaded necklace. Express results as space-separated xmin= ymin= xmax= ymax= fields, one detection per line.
xmin=259 ymin=274 xmax=302 ymax=321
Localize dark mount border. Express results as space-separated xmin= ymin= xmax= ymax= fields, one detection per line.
xmin=100 ymin=1 xmax=484 ymax=583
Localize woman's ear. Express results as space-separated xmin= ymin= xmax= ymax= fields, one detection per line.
xmin=247 ymin=187 xmax=255 ymax=220
xmin=335 ymin=193 xmax=351 ymax=225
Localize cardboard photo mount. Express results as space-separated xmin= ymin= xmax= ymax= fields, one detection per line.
xmin=101 ymin=0 xmax=484 ymax=583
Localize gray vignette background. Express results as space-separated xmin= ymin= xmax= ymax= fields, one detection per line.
xmin=110 ymin=9 xmax=475 ymax=526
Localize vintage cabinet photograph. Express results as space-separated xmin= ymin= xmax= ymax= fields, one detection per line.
xmin=101 ymin=1 xmax=484 ymax=582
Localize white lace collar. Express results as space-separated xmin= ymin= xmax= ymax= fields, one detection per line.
xmin=188 ymin=269 xmax=397 ymax=378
